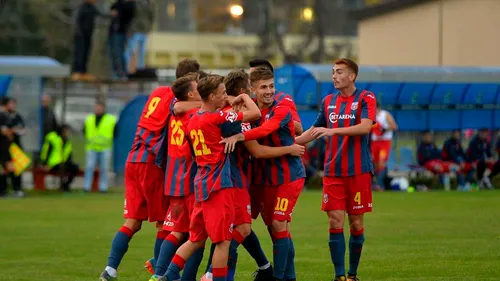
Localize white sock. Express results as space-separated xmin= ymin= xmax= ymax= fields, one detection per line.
xmin=105 ymin=266 xmax=117 ymax=278
xmin=205 ymin=272 xmax=213 ymax=279
xmin=259 ymin=262 xmax=271 ymax=270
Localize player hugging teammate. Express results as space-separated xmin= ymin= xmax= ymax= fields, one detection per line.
xmin=98 ymin=58 xmax=375 ymax=281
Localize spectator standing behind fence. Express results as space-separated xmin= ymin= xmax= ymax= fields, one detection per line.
xmin=467 ymin=128 xmax=495 ymax=189
xmin=40 ymin=125 xmax=79 ymax=193
xmin=125 ymin=0 xmax=154 ymax=74
xmin=42 ymin=94 xmax=58 ymax=138
xmin=109 ymin=0 xmax=136 ymax=80
xmin=5 ymin=98 xmax=26 ymax=197
xmin=72 ymin=0 xmax=117 ymax=82
xmin=0 ymin=101 xmax=13 ymax=197
xmin=83 ymin=101 xmax=116 ymax=192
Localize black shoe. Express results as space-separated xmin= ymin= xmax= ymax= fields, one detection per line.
xmin=347 ymin=275 xmax=360 ymax=281
xmin=252 ymin=266 xmax=274 ymax=281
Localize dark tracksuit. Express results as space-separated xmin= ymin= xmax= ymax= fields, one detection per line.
xmin=490 ymin=139 xmax=500 ymax=179
xmin=467 ymin=135 xmax=493 ymax=180
xmin=0 ymin=111 xmax=11 ymax=196
xmin=7 ymin=112 xmax=25 ymax=192
xmin=73 ymin=2 xmax=102 ymax=73
xmin=417 ymin=142 xmax=442 ymax=166
xmin=442 ymin=137 xmax=474 ymax=186
xmin=109 ymin=0 xmax=135 ymax=77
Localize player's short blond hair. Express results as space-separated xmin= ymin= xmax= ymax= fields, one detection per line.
xmin=198 ymin=75 xmax=224 ymax=101
xmin=224 ymin=69 xmax=249 ymax=97
xmin=250 ymin=67 xmax=274 ymax=85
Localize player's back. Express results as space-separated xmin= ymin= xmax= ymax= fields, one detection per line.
xmin=187 ymin=110 xmax=239 ymax=201
xmin=127 ymin=87 xmax=175 ymax=163
xmin=253 ymin=101 xmax=305 ymax=186
xmin=319 ymin=89 xmax=375 ymax=176
xmin=165 ymin=108 xmax=198 ymax=197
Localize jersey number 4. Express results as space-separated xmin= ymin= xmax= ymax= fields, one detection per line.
xmin=189 ymin=129 xmax=211 ymax=156
xmin=170 ymin=120 xmax=184 ymax=146
xmin=145 ymin=97 xmax=161 ymax=118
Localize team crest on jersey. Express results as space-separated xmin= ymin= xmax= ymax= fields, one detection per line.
xmin=351 ymin=102 xmax=358 ymax=111
xmin=323 ymin=193 xmax=328 ymax=203
xmin=229 ymin=223 xmax=234 ymax=233
xmin=247 ymin=204 xmax=252 ymax=215
xmin=265 ymin=113 xmax=271 ymax=120
xmin=225 ymin=111 xmax=238 ymax=122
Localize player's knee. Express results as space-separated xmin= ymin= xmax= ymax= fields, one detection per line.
xmin=348 ymin=215 xmax=364 ymax=231
xmin=327 ymin=211 xmax=345 ymax=229
xmin=124 ymin=219 xmax=142 ymax=233
xmin=271 ymin=220 xmax=287 ymax=233
xmin=235 ymin=223 xmax=251 ymax=238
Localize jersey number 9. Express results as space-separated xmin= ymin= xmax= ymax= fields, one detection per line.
xmin=145 ymin=97 xmax=161 ymax=118
xmin=189 ymin=129 xmax=211 ymax=156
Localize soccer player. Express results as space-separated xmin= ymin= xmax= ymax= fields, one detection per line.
xmin=294 ymin=58 xmax=376 ymax=281
xmin=249 ymin=59 xmax=303 ymax=135
xmin=467 ymin=128 xmax=495 ymax=189
xmin=98 ymin=59 xmax=201 ymax=281
xmin=221 ymin=67 xmax=306 ymax=281
xmin=203 ymin=69 xmax=305 ymax=281
xmin=442 ymin=129 xmax=475 ymax=191
xmin=158 ymin=75 xmax=261 ymax=281
xmin=370 ymin=101 xmax=397 ymax=190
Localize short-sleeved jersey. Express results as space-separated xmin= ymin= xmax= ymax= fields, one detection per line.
xmin=244 ymin=101 xmax=305 ymax=186
xmin=127 ymin=87 xmax=175 ymax=163
xmin=187 ymin=110 xmax=244 ymax=202
xmin=313 ymin=89 xmax=376 ymax=177
xmin=164 ymin=108 xmax=198 ymax=197
xmin=275 ymin=92 xmax=301 ymax=123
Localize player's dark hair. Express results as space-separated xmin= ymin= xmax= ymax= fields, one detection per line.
xmin=197 ymin=75 xmax=224 ymax=102
xmin=172 ymin=76 xmax=196 ymax=101
xmin=422 ymin=130 xmax=431 ymax=135
xmin=1 ymin=97 xmax=11 ymax=106
xmin=223 ymin=69 xmax=249 ymax=97
xmin=249 ymin=59 xmax=274 ymax=73
xmin=250 ymin=67 xmax=274 ymax=85
xmin=176 ymin=58 xmax=200 ymax=79
xmin=334 ymin=58 xmax=359 ymax=82
xmin=479 ymin=127 xmax=489 ymax=132
xmin=95 ymin=100 xmax=106 ymax=107
xmin=198 ymin=70 xmax=209 ymax=79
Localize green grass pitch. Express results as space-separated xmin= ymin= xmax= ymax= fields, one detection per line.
xmin=1 ymin=190 xmax=500 ymax=281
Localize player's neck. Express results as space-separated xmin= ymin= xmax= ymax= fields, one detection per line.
xmin=340 ymin=85 xmax=356 ymax=97
xmin=199 ymin=103 xmax=217 ymax=113
xmin=258 ymin=101 xmax=272 ymax=110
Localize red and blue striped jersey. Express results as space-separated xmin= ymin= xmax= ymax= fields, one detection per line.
xmin=313 ymin=89 xmax=376 ymax=177
xmin=243 ymin=101 xmax=305 ymax=186
xmin=127 ymin=87 xmax=175 ymax=163
xmin=187 ymin=110 xmax=244 ymax=202
xmin=164 ymin=108 xmax=198 ymax=197
xmin=275 ymin=92 xmax=301 ymax=122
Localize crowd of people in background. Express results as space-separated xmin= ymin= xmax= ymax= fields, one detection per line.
xmin=72 ymin=0 xmax=155 ymax=81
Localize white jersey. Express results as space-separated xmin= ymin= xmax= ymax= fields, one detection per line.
xmin=372 ymin=110 xmax=393 ymax=141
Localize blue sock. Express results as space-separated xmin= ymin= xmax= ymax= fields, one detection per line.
xmin=107 ymin=226 xmax=134 ymax=270
xmin=165 ymin=254 xmax=184 ymax=281
xmin=348 ymin=229 xmax=365 ymax=276
xmin=284 ymin=236 xmax=296 ymax=280
xmin=272 ymin=231 xmax=290 ymax=279
xmin=242 ymin=230 xmax=269 ymax=267
xmin=155 ymin=230 xmax=169 ymax=260
xmin=205 ymin=243 xmax=216 ymax=273
xmin=155 ymin=234 xmax=181 ymax=276
xmin=377 ymin=168 xmax=387 ymax=189
xmin=329 ymin=229 xmax=346 ymax=278
xmin=181 ymin=246 xmax=205 ymax=281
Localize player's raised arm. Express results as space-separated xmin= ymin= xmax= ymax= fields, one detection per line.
xmin=232 ymin=94 xmax=261 ymax=122
xmin=173 ymin=101 xmax=201 ymax=115
xmin=244 ymin=140 xmax=305 ymax=158
xmin=297 ymin=95 xmax=329 ymax=144
xmin=294 ymin=121 xmax=304 ymax=136
xmin=296 ymin=128 xmax=316 ymax=145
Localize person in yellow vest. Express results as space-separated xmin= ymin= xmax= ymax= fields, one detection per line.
xmin=83 ymin=101 xmax=117 ymax=192
xmin=40 ymin=124 xmax=79 ymax=192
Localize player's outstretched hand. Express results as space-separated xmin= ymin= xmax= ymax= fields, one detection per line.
xmin=311 ymin=127 xmax=335 ymax=138
xmin=230 ymin=95 xmax=245 ymax=107
xmin=289 ymin=144 xmax=305 ymax=157
xmin=220 ymin=133 xmax=245 ymax=153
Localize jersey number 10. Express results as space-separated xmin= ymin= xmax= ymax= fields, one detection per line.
xmin=189 ymin=129 xmax=211 ymax=156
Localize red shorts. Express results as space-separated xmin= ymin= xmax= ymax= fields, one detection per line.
xmin=189 ymin=188 xmax=235 ymax=244
xmin=322 ymin=173 xmax=373 ymax=215
xmin=424 ymin=160 xmax=455 ymax=174
xmin=260 ymin=178 xmax=305 ymax=226
xmin=163 ymin=193 xmax=196 ymax=233
xmin=371 ymin=140 xmax=391 ymax=168
xmin=249 ymin=185 xmax=264 ymax=220
xmin=233 ymin=187 xmax=252 ymax=226
xmin=124 ymin=162 xmax=167 ymax=222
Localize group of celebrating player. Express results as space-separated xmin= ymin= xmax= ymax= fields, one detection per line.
xmin=98 ymin=57 xmax=377 ymax=281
